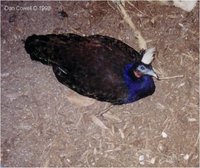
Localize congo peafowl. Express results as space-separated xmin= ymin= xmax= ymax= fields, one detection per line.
xmin=25 ymin=34 xmax=158 ymax=105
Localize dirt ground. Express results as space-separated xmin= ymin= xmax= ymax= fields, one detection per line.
xmin=1 ymin=1 xmax=199 ymax=167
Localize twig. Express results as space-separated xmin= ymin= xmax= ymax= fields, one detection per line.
xmin=127 ymin=1 xmax=147 ymax=16
xmin=116 ymin=2 xmax=147 ymax=49
xmin=107 ymin=1 xmax=118 ymax=11
xmin=187 ymin=133 xmax=199 ymax=163
xmin=100 ymin=104 xmax=114 ymax=117
xmin=159 ymin=75 xmax=184 ymax=80
xmin=68 ymin=25 xmax=83 ymax=35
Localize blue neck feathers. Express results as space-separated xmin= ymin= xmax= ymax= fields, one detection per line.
xmin=123 ymin=63 xmax=155 ymax=104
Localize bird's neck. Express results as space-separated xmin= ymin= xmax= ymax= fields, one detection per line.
xmin=123 ymin=63 xmax=155 ymax=103
xmin=123 ymin=63 xmax=140 ymax=82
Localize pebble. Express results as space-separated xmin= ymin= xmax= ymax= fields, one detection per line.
xmin=183 ymin=154 xmax=189 ymax=160
xmin=150 ymin=157 xmax=156 ymax=164
xmin=161 ymin=131 xmax=168 ymax=138
xmin=139 ymin=155 xmax=145 ymax=165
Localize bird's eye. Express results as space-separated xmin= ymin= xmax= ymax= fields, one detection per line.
xmin=140 ymin=65 xmax=145 ymax=70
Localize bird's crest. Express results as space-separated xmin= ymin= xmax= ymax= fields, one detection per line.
xmin=141 ymin=48 xmax=155 ymax=65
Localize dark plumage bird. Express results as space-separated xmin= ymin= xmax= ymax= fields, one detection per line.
xmin=25 ymin=34 xmax=158 ymax=105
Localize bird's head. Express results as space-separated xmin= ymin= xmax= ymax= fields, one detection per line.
xmin=133 ymin=48 xmax=159 ymax=79
xmin=134 ymin=63 xmax=158 ymax=79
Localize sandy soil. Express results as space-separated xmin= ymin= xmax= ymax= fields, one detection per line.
xmin=1 ymin=1 xmax=199 ymax=167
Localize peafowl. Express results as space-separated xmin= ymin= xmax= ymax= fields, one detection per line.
xmin=25 ymin=34 xmax=158 ymax=105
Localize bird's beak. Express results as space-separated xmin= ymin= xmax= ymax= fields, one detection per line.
xmin=146 ymin=69 xmax=159 ymax=80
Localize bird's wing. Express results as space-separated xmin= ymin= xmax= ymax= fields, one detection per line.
xmin=88 ymin=34 xmax=142 ymax=62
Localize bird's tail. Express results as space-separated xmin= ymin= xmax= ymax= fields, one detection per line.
xmin=25 ymin=34 xmax=57 ymax=65
xmin=25 ymin=34 xmax=84 ymax=66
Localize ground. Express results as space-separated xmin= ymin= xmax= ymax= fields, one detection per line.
xmin=1 ymin=1 xmax=199 ymax=167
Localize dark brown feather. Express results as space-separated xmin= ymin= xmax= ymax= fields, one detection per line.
xmin=25 ymin=34 xmax=142 ymax=104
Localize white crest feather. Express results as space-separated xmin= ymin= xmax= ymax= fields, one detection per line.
xmin=141 ymin=47 xmax=155 ymax=64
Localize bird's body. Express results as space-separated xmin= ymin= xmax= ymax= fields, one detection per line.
xmin=25 ymin=34 xmax=156 ymax=105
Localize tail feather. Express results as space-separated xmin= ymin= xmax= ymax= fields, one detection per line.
xmin=25 ymin=34 xmax=84 ymax=66
xmin=25 ymin=34 xmax=53 ymax=65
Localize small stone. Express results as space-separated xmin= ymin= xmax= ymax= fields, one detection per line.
xmin=139 ymin=161 xmax=144 ymax=165
xmin=161 ymin=131 xmax=168 ymax=138
xmin=150 ymin=157 xmax=156 ymax=164
xmin=139 ymin=154 xmax=145 ymax=165
xmin=184 ymin=154 xmax=189 ymax=160
xmin=158 ymin=144 xmax=164 ymax=151
xmin=139 ymin=155 xmax=144 ymax=162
